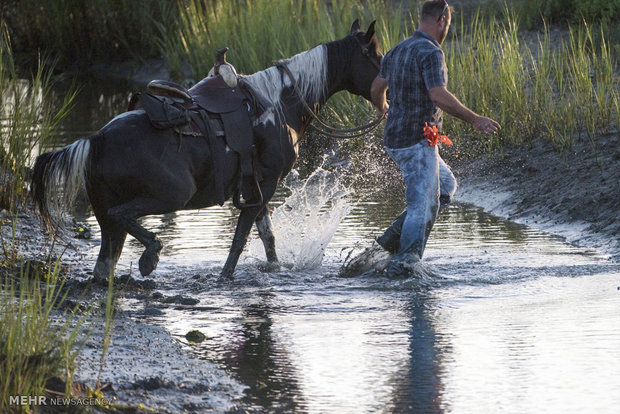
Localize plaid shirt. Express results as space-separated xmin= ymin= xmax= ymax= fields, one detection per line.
xmin=380 ymin=30 xmax=448 ymax=148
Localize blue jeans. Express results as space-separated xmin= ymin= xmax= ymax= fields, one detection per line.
xmin=384 ymin=141 xmax=457 ymax=259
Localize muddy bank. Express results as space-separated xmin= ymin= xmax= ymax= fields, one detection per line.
xmin=452 ymin=131 xmax=620 ymax=262
xmin=0 ymin=212 xmax=245 ymax=413
xmin=75 ymin=315 xmax=245 ymax=413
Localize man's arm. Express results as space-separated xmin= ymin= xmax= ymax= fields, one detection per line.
xmin=371 ymin=76 xmax=389 ymax=117
xmin=429 ymin=85 xmax=500 ymax=134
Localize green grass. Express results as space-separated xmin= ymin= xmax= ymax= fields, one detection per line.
xmin=445 ymin=9 xmax=619 ymax=152
xmin=165 ymin=0 xmax=405 ymax=78
xmin=1 ymin=0 xmax=179 ymax=69
xmin=1 ymin=25 xmax=93 ymax=413
xmin=0 ymin=262 xmax=85 ymax=411
xmin=1 ymin=24 xmax=75 ymax=212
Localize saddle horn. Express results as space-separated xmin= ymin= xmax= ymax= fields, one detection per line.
xmin=208 ymin=46 xmax=238 ymax=88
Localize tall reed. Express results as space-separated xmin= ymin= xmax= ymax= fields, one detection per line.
xmin=1 ymin=26 xmax=86 ymax=412
xmin=1 ymin=25 xmax=75 ymax=212
xmin=168 ymin=0 xmax=405 ymax=77
xmin=445 ymin=9 xmax=619 ymax=152
xmin=0 ymin=263 xmax=85 ymax=411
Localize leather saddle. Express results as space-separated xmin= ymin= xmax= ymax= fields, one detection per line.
xmin=134 ymin=74 xmax=263 ymax=209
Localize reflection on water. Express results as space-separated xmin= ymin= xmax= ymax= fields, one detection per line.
xmin=45 ymin=80 xmax=134 ymax=150
xmin=56 ymin=82 xmax=619 ymax=413
xmin=109 ymin=199 xmax=619 ymax=414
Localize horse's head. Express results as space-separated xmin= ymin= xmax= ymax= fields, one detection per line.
xmin=342 ymin=19 xmax=383 ymax=100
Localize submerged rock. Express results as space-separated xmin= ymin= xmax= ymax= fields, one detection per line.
xmin=133 ymin=377 xmax=173 ymax=391
xmin=152 ymin=292 xmax=200 ymax=306
xmin=185 ymin=330 xmax=207 ymax=343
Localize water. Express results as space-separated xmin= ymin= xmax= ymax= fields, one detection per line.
xmin=89 ymin=179 xmax=619 ymax=414
xmin=58 ymin=84 xmax=620 ymax=413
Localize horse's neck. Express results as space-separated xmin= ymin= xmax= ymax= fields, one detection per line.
xmin=278 ymin=44 xmax=354 ymax=135
xmin=244 ymin=40 xmax=353 ymax=135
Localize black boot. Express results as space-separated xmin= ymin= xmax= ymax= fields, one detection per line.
xmin=385 ymin=240 xmax=423 ymax=278
xmin=439 ymin=194 xmax=451 ymax=212
xmin=376 ymin=209 xmax=406 ymax=254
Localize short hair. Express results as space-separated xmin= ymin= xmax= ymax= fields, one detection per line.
xmin=421 ymin=0 xmax=453 ymax=21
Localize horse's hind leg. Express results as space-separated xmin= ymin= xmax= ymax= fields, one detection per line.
xmin=107 ymin=197 xmax=184 ymax=276
xmin=255 ymin=205 xmax=279 ymax=268
xmin=93 ymin=224 xmax=127 ymax=281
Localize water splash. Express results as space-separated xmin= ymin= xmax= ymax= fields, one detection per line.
xmin=248 ymin=167 xmax=352 ymax=270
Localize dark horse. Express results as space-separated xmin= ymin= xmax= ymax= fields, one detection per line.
xmin=32 ymin=20 xmax=382 ymax=281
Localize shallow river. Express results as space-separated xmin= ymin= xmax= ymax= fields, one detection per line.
xmin=58 ymin=84 xmax=620 ymax=413
xmin=96 ymin=197 xmax=620 ymax=413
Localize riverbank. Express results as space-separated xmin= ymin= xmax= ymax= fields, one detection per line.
xmin=453 ymin=131 xmax=620 ymax=262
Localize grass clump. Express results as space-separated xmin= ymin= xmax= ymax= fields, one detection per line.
xmin=0 ymin=264 xmax=84 ymax=411
xmin=0 ymin=24 xmax=75 ymax=212
xmin=166 ymin=0 xmax=404 ymax=78
xmin=445 ymin=10 xmax=619 ymax=152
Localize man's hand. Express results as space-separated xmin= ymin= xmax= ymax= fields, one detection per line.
xmin=472 ymin=116 xmax=501 ymax=135
xmin=429 ymin=86 xmax=501 ymax=134
xmin=377 ymin=102 xmax=389 ymax=118
xmin=371 ymin=76 xmax=389 ymax=119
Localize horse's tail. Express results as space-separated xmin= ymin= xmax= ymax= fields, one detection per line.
xmin=31 ymin=138 xmax=92 ymax=231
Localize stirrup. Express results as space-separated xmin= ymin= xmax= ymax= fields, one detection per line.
xmin=233 ymin=177 xmax=264 ymax=209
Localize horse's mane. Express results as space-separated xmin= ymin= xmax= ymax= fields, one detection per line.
xmin=242 ymin=45 xmax=327 ymax=125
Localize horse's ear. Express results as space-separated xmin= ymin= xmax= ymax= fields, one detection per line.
xmin=365 ymin=20 xmax=377 ymax=43
xmin=350 ymin=19 xmax=361 ymax=34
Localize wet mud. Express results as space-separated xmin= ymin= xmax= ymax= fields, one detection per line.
xmin=454 ymin=132 xmax=620 ymax=261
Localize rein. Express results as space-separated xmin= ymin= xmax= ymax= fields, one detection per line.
xmin=276 ymin=61 xmax=384 ymax=139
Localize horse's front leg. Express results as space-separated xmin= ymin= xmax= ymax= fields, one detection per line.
xmin=221 ymin=205 xmax=264 ymax=279
xmin=255 ymin=205 xmax=280 ymax=270
xmin=256 ymin=205 xmax=277 ymax=262
xmin=221 ymin=181 xmax=278 ymax=279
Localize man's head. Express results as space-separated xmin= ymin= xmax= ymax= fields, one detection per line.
xmin=419 ymin=0 xmax=453 ymax=44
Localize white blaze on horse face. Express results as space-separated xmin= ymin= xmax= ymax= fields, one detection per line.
xmin=244 ymin=45 xmax=327 ymax=126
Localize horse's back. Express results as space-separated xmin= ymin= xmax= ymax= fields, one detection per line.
xmin=90 ymin=110 xmax=212 ymax=206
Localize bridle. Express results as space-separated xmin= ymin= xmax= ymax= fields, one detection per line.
xmin=276 ymin=36 xmax=384 ymax=140
xmin=356 ymin=36 xmax=382 ymax=72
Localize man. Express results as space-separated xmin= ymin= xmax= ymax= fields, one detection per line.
xmin=370 ymin=0 xmax=501 ymax=277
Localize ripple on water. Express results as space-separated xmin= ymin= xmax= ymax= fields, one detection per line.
xmin=89 ymin=179 xmax=618 ymax=413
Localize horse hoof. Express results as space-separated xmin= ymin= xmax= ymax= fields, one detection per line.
xmin=139 ymin=240 xmax=163 ymax=276
xmin=92 ymin=274 xmax=110 ymax=286
xmin=218 ymin=269 xmax=234 ymax=282
xmin=258 ymin=261 xmax=281 ymax=273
